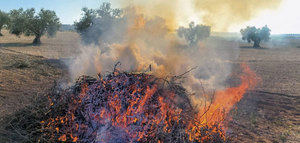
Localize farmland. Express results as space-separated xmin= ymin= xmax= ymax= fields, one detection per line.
xmin=0 ymin=30 xmax=299 ymax=142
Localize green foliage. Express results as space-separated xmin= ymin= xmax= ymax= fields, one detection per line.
xmin=0 ymin=10 xmax=10 ymax=36
xmin=177 ymin=22 xmax=211 ymax=46
xmin=240 ymin=25 xmax=271 ymax=48
xmin=74 ymin=7 xmax=96 ymax=34
xmin=74 ymin=2 xmax=123 ymax=44
xmin=96 ymin=2 xmax=122 ymax=18
xmin=7 ymin=8 xmax=26 ymax=36
xmin=8 ymin=8 xmax=61 ymax=44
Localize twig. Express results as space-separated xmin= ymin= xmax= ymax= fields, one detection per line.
xmin=113 ymin=61 xmax=121 ymax=73
xmin=173 ymin=66 xmax=198 ymax=78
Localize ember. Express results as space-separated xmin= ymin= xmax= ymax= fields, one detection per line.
xmin=40 ymin=63 xmax=256 ymax=142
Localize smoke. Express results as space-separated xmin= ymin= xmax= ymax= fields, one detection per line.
xmin=113 ymin=0 xmax=282 ymax=31
xmin=68 ymin=0 xmax=279 ymax=106
xmin=113 ymin=0 xmax=180 ymax=31
xmin=193 ymin=0 xmax=282 ymax=31
xmin=69 ymin=6 xmax=240 ymax=99
xmin=64 ymin=2 xmax=265 ymax=140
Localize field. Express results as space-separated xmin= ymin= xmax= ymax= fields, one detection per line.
xmin=0 ymin=30 xmax=299 ymax=142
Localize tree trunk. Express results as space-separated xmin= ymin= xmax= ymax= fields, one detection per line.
xmin=253 ymin=40 xmax=260 ymax=48
xmin=33 ymin=35 xmax=41 ymax=45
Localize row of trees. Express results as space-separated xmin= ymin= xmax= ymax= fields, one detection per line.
xmin=1 ymin=2 xmax=270 ymax=47
xmin=0 ymin=9 xmax=60 ymax=44
xmin=1 ymin=3 xmax=211 ymax=46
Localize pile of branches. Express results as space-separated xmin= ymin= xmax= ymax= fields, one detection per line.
xmin=0 ymin=70 xmax=227 ymax=143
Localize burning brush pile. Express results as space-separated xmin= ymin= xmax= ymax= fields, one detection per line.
xmin=1 ymin=64 xmax=256 ymax=143
xmin=41 ymin=69 xmax=226 ymax=142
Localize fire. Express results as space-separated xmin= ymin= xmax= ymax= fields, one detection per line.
xmin=38 ymin=1 xmax=261 ymax=142
xmin=186 ymin=63 xmax=258 ymax=141
xmin=41 ymin=63 xmax=258 ymax=142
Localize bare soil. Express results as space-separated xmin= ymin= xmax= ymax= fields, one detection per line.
xmin=228 ymin=45 xmax=300 ymax=143
xmin=0 ymin=30 xmax=299 ymax=142
xmin=0 ymin=30 xmax=78 ymax=118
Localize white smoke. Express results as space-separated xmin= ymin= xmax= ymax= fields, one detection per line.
xmin=68 ymin=7 xmax=240 ymax=99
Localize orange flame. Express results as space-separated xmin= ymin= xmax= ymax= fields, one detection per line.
xmin=187 ymin=63 xmax=258 ymax=141
xmin=43 ymin=63 xmax=258 ymax=142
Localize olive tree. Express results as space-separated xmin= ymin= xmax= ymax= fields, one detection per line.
xmin=74 ymin=2 xmax=123 ymax=45
xmin=240 ymin=25 xmax=271 ymax=48
xmin=177 ymin=22 xmax=211 ymax=46
xmin=0 ymin=10 xmax=10 ymax=36
xmin=8 ymin=8 xmax=61 ymax=44
xmin=7 ymin=8 xmax=26 ymax=36
xmin=74 ymin=7 xmax=96 ymax=43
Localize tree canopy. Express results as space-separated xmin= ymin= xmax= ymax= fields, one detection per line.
xmin=8 ymin=8 xmax=61 ymax=44
xmin=7 ymin=8 xmax=26 ymax=36
xmin=74 ymin=2 xmax=123 ymax=45
xmin=177 ymin=22 xmax=211 ymax=46
xmin=74 ymin=7 xmax=96 ymax=36
xmin=240 ymin=25 xmax=271 ymax=48
xmin=0 ymin=10 xmax=10 ymax=36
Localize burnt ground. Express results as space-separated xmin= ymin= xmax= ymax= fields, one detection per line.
xmin=0 ymin=31 xmax=299 ymax=142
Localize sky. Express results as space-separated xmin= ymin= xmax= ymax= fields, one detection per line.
xmin=234 ymin=0 xmax=300 ymax=34
xmin=0 ymin=0 xmax=299 ymax=34
xmin=0 ymin=0 xmax=107 ymax=24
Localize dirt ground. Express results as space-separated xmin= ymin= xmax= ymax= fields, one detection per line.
xmin=0 ymin=30 xmax=299 ymax=142
xmin=229 ymin=45 xmax=300 ymax=142
xmin=0 ymin=30 xmax=80 ymax=118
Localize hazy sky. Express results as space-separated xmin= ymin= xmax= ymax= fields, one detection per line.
xmin=235 ymin=0 xmax=300 ymax=34
xmin=0 ymin=0 xmax=299 ymax=34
